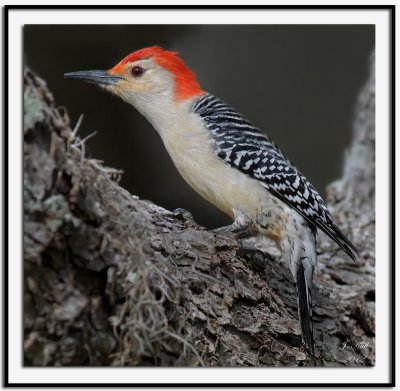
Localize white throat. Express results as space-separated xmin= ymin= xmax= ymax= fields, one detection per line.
xmin=120 ymin=87 xmax=203 ymax=143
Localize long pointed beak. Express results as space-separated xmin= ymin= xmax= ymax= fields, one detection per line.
xmin=64 ymin=70 xmax=125 ymax=85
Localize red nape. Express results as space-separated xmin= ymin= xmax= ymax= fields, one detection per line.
xmin=117 ymin=46 xmax=204 ymax=101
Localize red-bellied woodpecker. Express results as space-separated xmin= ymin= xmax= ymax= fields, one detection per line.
xmin=65 ymin=46 xmax=358 ymax=355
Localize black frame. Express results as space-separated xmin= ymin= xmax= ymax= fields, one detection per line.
xmin=3 ymin=4 xmax=395 ymax=388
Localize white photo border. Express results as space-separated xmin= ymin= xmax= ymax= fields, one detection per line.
xmin=5 ymin=5 xmax=394 ymax=387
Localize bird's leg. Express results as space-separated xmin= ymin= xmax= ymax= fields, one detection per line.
xmin=212 ymin=207 xmax=253 ymax=238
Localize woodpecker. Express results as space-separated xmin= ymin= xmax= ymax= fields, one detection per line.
xmin=65 ymin=46 xmax=358 ymax=355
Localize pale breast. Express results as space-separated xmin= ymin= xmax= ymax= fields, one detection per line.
xmin=161 ymin=114 xmax=268 ymax=220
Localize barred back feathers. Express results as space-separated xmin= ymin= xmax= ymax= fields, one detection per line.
xmin=191 ymin=94 xmax=358 ymax=261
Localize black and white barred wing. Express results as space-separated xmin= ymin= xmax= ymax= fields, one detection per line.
xmin=192 ymin=94 xmax=357 ymax=260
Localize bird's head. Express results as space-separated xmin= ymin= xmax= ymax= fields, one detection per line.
xmin=64 ymin=46 xmax=204 ymax=108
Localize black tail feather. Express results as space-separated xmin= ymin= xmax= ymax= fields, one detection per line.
xmin=296 ymin=261 xmax=314 ymax=355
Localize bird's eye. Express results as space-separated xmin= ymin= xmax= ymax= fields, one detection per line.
xmin=131 ymin=66 xmax=145 ymax=78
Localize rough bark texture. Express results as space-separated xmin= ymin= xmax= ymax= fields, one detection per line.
xmin=23 ymin=55 xmax=375 ymax=367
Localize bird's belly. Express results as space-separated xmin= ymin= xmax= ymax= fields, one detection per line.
xmin=164 ymin=132 xmax=301 ymax=249
xmin=164 ymin=136 xmax=267 ymax=220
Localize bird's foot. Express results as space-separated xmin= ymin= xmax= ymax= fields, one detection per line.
xmin=173 ymin=208 xmax=195 ymax=223
xmin=212 ymin=223 xmax=251 ymax=238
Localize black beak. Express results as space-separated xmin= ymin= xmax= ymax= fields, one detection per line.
xmin=64 ymin=70 xmax=124 ymax=85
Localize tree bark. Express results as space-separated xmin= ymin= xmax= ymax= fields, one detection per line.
xmin=23 ymin=54 xmax=375 ymax=367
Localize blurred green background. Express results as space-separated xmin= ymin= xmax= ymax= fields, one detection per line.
xmin=24 ymin=25 xmax=374 ymax=228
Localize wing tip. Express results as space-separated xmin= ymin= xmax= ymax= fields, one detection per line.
xmin=330 ymin=223 xmax=359 ymax=263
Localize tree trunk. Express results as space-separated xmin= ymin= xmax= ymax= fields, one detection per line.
xmin=23 ymin=54 xmax=375 ymax=367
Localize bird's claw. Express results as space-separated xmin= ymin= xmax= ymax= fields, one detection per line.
xmin=173 ymin=208 xmax=195 ymax=223
xmin=211 ymin=224 xmax=251 ymax=238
